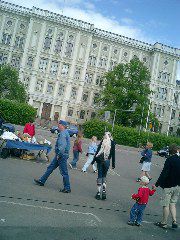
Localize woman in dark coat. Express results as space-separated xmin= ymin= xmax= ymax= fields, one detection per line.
xmin=92 ymin=132 xmax=115 ymax=200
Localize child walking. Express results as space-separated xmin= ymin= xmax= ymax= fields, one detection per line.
xmin=82 ymin=136 xmax=98 ymax=173
xmin=128 ymin=176 xmax=156 ymax=226
xmin=69 ymin=132 xmax=83 ymax=169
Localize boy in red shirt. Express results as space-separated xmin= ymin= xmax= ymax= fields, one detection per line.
xmin=127 ymin=176 xmax=156 ymax=226
xmin=23 ymin=120 xmax=35 ymax=138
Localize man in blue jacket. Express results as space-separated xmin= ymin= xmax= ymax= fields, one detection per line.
xmin=34 ymin=120 xmax=71 ymax=193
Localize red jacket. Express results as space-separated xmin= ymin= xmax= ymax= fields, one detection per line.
xmin=73 ymin=139 xmax=82 ymax=153
xmin=23 ymin=123 xmax=35 ymax=137
xmin=132 ymin=186 xmax=156 ymax=205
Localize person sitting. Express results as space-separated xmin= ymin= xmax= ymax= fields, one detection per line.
xmin=23 ymin=119 xmax=35 ymax=138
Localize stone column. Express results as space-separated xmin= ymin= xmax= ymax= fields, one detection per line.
xmin=0 ymin=14 xmax=6 ymax=41
xmin=7 ymin=18 xmax=19 ymax=63
xmin=106 ymin=45 xmax=113 ymax=71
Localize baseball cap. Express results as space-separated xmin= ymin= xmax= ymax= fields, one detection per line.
xmin=59 ymin=120 xmax=68 ymax=127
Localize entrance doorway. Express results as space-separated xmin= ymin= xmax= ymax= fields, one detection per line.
xmin=41 ymin=103 xmax=52 ymax=120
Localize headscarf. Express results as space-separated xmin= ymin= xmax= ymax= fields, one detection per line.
xmin=97 ymin=132 xmax=111 ymax=159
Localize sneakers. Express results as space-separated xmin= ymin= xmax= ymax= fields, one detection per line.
xmin=154 ymin=222 xmax=167 ymax=229
xmin=59 ymin=188 xmax=71 ymax=193
xmin=68 ymin=163 xmax=73 ymax=169
xmin=172 ymin=221 xmax=178 ymax=229
xmin=135 ymin=222 xmax=141 ymax=227
xmin=34 ymin=179 xmax=44 ymax=186
xmin=95 ymin=192 xmax=101 ymax=200
xmin=136 ymin=178 xmax=141 ymax=182
xmin=93 ymin=170 xmax=97 ymax=173
xmin=81 ymin=170 xmax=87 ymax=173
xmin=102 ymin=190 xmax=106 ymax=200
xmin=68 ymin=163 xmax=77 ymax=169
xmin=127 ymin=221 xmax=134 ymax=226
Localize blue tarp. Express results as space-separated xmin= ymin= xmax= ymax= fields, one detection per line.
xmin=5 ymin=140 xmax=52 ymax=154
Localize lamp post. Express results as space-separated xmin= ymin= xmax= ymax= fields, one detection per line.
xmin=111 ymin=103 xmax=137 ymax=132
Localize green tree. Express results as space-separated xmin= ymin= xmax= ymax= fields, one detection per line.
xmin=99 ymin=57 xmax=157 ymax=128
xmin=0 ymin=64 xmax=27 ymax=102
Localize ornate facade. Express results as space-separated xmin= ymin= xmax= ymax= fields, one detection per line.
xmin=0 ymin=0 xmax=179 ymax=134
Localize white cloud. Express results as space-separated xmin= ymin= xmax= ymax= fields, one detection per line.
xmin=5 ymin=0 xmax=153 ymax=43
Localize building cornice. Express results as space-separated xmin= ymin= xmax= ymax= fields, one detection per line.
xmin=0 ymin=0 xmax=180 ymax=57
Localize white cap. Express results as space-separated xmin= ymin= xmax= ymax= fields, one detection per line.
xmin=140 ymin=176 xmax=149 ymax=184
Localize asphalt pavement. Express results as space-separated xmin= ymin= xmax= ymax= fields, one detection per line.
xmin=0 ymin=126 xmax=179 ymax=240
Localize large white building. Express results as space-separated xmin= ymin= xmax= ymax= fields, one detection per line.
xmin=0 ymin=0 xmax=179 ymax=134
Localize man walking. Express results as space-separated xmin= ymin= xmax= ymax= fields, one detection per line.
xmin=34 ymin=120 xmax=71 ymax=193
xmin=154 ymin=144 xmax=180 ymax=229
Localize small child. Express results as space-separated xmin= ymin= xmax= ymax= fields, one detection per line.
xmin=127 ymin=176 xmax=156 ymax=226
xmin=82 ymin=136 xmax=97 ymax=173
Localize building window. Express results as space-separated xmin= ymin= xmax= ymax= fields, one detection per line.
xmin=11 ymin=55 xmax=20 ymax=68
xmin=80 ymin=110 xmax=85 ymax=119
xmin=58 ymin=84 xmax=65 ymax=96
xmin=68 ymin=109 xmax=73 ymax=117
xmin=164 ymin=60 xmax=168 ymax=65
xmin=143 ymin=57 xmax=147 ymax=62
xmin=99 ymin=58 xmax=107 ymax=68
xmin=27 ymin=56 xmax=34 ymax=67
xmin=54 ymin=33 xmax=63 ymax=53
xmin=103 ymin=46 xmax=107 ymax=51
xmin=124 ymin=52 xmax=128 ymax=57
xmin=20 ymin=23 xmax=25 ymax=30
xmin=2 ymin=33 xmax=12 ymax=45
xmin=6 ymin=20 xmax=12 ymax=26
xmin=157 ymin=87 xmax=167 ymax=100
xmin=61 ymin=64 xmax=69 ymax=76
xmin=93 ymin=93 xmax=99 ymax=104
xmin=65 ymin=42 xmax=73 ymax=58
xmin=44 ymin=36 xmax=52 ymax=50
xmin=14 ymin=36 xmax=24 ymax=49
xmin=82 ymin=92 xmax=88 ymax=102
xmin=109 ymin=60 xmax=117 ymax=71
xmin=91 ymin=112 xmax=96 ymax=119
xmin=114 ymin=49 xmax=118 ymax=54
xmin=47 ymin=83 xmax=54 ymax=94
xmin=39 ymin=58 xmax=48 ymax=72
xmin=171 ymin=110 xmax=176 ymax=120
xmin=88 ymin=56 xmax=97 ymax=66
xmin=22 ymin=76 xmax=30 ymax=88
xmin=92 ymin=43 xmax=97 ymax=49
xmin=0 ymin=52 xmax=8 ymax=65
xmin=71 ymin=87 xmax=77 ymax=100
xmin=50 ymin=61 xmax=59 ymax=75
xmin=74 ymin=68 xmax=81 ymax=80
xmin=158 ymin=71 xmax=170 ymax=82
xmin=36 ymin=80 xmax=43 ymax=92
xmin=85 ymin=72 xmax=93 ymax=84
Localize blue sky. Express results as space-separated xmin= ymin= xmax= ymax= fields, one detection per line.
xmin=5 ymin=0 xmax=180 ymax=77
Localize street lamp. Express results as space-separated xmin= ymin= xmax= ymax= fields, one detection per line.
xmin=111 ymin=103 xmax=137 ymax=132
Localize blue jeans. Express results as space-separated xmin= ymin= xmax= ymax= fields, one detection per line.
xmin=70 ymin=150 xmax=79 ymax=168
xmin=129 ymin=203 xmax=146 ymax=224
xmin=39 ymin=154 xmax=71 ymax=191
xmin=97 ymin=160 xmax=110 ymax=185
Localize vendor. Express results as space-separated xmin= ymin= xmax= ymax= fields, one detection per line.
xmin=23 ymin=119 xmax=35 ymax=138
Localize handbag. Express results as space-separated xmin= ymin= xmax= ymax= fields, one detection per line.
xmin=95 ymin=153 xmax=104 ymax=162
xmin=139 ymin=156 xmax=146 ymax=164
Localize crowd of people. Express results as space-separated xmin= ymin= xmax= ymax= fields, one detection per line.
xmin=33 ymin=119 xmax=180 ymax=229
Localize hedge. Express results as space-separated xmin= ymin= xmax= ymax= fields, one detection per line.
xmin=0 ymin=98 xmax=37 ymax=125
xmin=82 ymin=119 xmax=180 ymax=150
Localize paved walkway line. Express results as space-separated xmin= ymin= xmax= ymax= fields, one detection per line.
xmin=0 ymin=200 xmax=102 ymax=223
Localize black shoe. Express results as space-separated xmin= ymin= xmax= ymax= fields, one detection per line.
xmin=34 ymin=179 xmax=44 ymax=186
xmin=135 ymin=222 xmax=141 ymax=226
xmin=59 ymin=188 xmax=71 ymax=193
xmin=127 ymin=221 xmax=134 ymax=226
xmin=102 ymin=190 xmax=106 ymax=200
xmin=172 ymin=221 xmax=178 ymax=228
xmin=136 ymin=178 xmax=141 ymax=182
xmin=95 ymin=192 xmax=101 ymax=200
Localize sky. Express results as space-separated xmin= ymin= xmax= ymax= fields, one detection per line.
xmin=4 ymin=0 xmax=180 ymax=78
